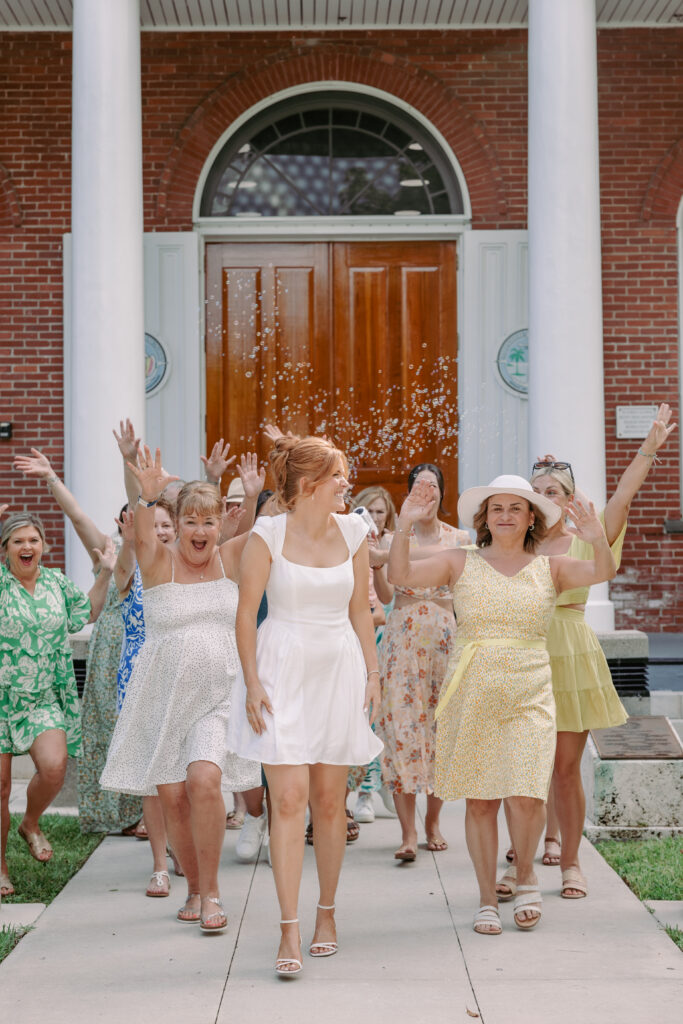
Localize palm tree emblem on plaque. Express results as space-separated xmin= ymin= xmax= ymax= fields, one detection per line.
xmin=496 ymin=329 xmax=528 ymax=395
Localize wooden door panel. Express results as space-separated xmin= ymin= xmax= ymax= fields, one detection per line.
xmin=333 ymin=242 xmax=458 ymax=520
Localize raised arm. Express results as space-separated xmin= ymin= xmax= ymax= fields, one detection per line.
xmin=387 ymin=481 xmax=464 ymax=590
xmin=128 ymin=445 xmax=179 ymax=585
xmin=113 ymin=419 xmax=143 ymax=510
xmin=552 ymin=500 xmax=617 ymax=594
xmin=201 ymin=437 xmax=236 ymax=486
xmin=232 ymin=452 xmax=266 ymax=538
xmin=114 ymin=508 xmax=136 ymax=596
xmin=86 ymin=536 xmax=117 ymax=621
xmin=14 ymin=448 xmax=108 ymax=569
xmin=236 ymin=534 xmax=273 ymax=734
xmin=603 ymin=403 xmax=677 ymax=543
xmin=349 ymin=539 xmax=381 ymax=724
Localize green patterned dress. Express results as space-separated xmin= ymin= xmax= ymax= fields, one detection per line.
xmin=0 ymin=563 xmax=90 ymax=755
xmin=77 ymin=576 xmax=142 ymax=833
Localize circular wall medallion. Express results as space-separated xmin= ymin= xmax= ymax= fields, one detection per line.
xmin=145 ymin=333 xmax=169 ymax=395
xmin=497 ymin=329 xmax=528 ymax=395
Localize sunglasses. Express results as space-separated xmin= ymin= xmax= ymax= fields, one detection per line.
xmin=532 ymin=461 xmax=575 ymax=487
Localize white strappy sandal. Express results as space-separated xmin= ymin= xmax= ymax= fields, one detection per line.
xmin=513 ymin=886 xmax=543 ymax=930
xmin=276 ymin=919 xmax=303 ymax=977
xmin=473 ymin=905 xmax=502 ymax=935
xmin=309 ymin=903 xmax=338 ymax=957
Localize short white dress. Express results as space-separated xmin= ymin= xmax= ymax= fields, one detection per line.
xmin=227 ymin=513 xmax=384 ymax=767
xmin=100 ymin=554 xmax=261 ymax=796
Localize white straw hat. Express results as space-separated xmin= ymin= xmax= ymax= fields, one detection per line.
xmin=226 ymin=477 xmax=246 ymax=503
xmin=457 ymin=474 xmax=562 ymax=528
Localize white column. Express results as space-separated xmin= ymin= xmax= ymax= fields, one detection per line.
xmin=528 ymin=0 xmax=613 ymax=630
xmin=68 ymin=0 xmax=144 ymax=589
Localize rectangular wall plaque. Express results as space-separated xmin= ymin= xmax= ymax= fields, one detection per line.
xmin=615 ymin=405 xmax=658 ymax=439
xmin=591 ymin=716 xmax=683 ymax=760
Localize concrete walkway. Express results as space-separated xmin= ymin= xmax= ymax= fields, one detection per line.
xmin=1 ymin=796 xmax=681 ymax=1024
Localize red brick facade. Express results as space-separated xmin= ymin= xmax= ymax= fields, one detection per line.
xmin=1 ymin=28 xmax=681 ymax=628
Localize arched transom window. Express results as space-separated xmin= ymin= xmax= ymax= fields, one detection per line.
xmin=200 ymin=92 xmax=464 ymax=218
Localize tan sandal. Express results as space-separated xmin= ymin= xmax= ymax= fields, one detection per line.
xmin=18 ymin=824 xmax=53 ymax=863
xmin=561 ymin=868 xmax=588 ymax=899
xmin=177 ymin=892 xmax=201 ymax=923
xmin=542 ymin=837 xmax=561 ymax=866
xmin=513 ymin=886 xmax=542 ymax=930
xmin=473 ymin=905 xmax=502 ymax=935
xmin=495 ymin=863 xmax=517 ymax=902
xmin=225 ymin=810 xmax=245 ymax=830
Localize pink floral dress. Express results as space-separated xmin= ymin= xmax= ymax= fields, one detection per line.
xmin=375 ymin=522 xmax=470 ymax=795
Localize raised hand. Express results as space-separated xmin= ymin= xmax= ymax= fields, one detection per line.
xmin=0 ymin=503 xmax=9 ymax=520
xmin=398 ymin=479 xmax=437 ymax=528
xmin=13 ymin=448 xmax=55 ymax=480
xmin=221 ymin=502 xmax=245 ymax=540
xmin=565 ymin=499 xmax=604 ymax=544
xmin=263 ymin=424 xmax=285 ymax=443
xmin=128 ymin=445 xmax=180 ymax=502
xmin=641 ymin=403 xmax=676 ymax=455
xmin=368 ymin=541 xmax=388 ymax=569
xmin=92 ymin=535 xmax=117 ymax=573
xmin=201 ymin=438 xmax=236 ymax=482
xmin=115 ymin=508 xmax=136 ymax=544
xmin=237 ymin=452 xmax=266 ymax=498
xmin=113 ymin=418 xmax=141 ymax=463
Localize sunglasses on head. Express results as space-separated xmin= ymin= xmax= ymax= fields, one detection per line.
xmin=532 ymin=461 xmax=575 ymax=487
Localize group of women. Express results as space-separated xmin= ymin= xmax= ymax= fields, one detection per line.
xmin=0 ymin=403 xmax=675 ymax=973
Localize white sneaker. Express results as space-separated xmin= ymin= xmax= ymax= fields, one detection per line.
xmin=354 ymin=792 xmax=375 ymax=823
xmin=235 ymin=812 xmax=266 ymax=863
xmin=379 ymin=785 xmax=398 ymax=817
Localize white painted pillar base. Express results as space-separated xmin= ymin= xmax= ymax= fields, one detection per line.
xmin=528 ymin=0 xmax=613 ymax=631
xmin=67 ymin=0 xmax=144 ymax=589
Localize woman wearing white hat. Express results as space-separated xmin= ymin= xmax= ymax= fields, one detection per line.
xmin=387 ymin=476 xmax=617 ymax=935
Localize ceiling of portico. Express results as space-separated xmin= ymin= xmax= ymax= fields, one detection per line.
xmin=1 ymin=0 xmax=682 ymax=31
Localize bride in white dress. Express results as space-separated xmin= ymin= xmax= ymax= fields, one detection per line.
xmin=228 ymin=434 xmax=382 ymax=977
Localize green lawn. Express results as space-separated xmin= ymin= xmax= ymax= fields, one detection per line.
xmin=595 ymin=836 xmax=683 ymax=952
xmin=1 ymin=814 xmax=103 ymax=964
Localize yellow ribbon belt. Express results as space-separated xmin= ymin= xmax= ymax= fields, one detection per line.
xmin=434 ymin=638 xmax=547 ymax=721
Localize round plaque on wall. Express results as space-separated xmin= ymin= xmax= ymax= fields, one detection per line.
xmin=496 ymin=329 xmax=528 ymax=396
xmin=145 ymin=333 xmax=169 ymax=395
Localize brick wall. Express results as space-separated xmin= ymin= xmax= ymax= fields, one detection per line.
xmin=1 ymin=28 xmax=681 ymax=629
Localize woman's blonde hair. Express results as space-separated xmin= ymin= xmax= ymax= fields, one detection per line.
xmin=176 ymin=482 xmax=222 ymax=521
xmin=270 ymin=435 xmax=348 ymax=511
xmin=472 ymin=498 xmax=549 ymax=553
xmin=352 ymin=486 xmax=397 ymax=533
xmin=1 ymin=512 xmax=50 ymax=554
xmin=530 ymin=466 xmax=574 ymax=498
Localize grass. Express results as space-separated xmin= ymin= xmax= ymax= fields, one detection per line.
xmin=4 ymin=814 xmax=103 ymax=906
xmin=595 ymin=836 xmax=683 ymax=952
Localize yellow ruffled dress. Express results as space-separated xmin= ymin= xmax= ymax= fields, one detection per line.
xmin=550 ymin=516 xmax=628 ymax=733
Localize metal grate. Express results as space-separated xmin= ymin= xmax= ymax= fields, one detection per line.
xmin=607 ymin=658 xmax=649 ymax=698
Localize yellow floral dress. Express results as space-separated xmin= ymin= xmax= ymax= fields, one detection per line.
xmin=375 ymin=522 xmax=469 ymax=795
xmin=435 ymin=551 xmax=558 ymax=802
xmin=550 ymin=516 xmax=628 ymax=732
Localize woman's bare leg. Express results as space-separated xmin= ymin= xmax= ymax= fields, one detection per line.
xmin=506 ymin=796 xmax=546 ymax=923
xmin=392 ymin=791 xmax=418 ymax=857
xmin=264 ymin=764 xmax=309 ymax=970
xmin=465 ymin=798 xmax=501 ymax=928
xmin=309 ymin=763 xmax=348 ymax=951
xmin=553 ymin=730 xmax=589 ymax=893
xmin=425 ymin=793 xmax=447 ymax=850
xmin=142 ymin=794 xmax=168 ymax=874
xmin=157 ymin=780 xmax=200 ymax=918
xmin=185 ymin=760 xmax=226 ymax=924
xmin=1 ymin=753 xmax=13 ymax=888
xmin=20 ymin=729 xmax=67 ymax=856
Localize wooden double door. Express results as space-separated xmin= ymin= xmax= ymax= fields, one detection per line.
xmin=206 ymin=241 xmax=458 ymax=519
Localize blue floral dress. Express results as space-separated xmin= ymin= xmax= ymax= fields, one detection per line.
xmin=117 ymin=565 xmax=145 ymax=712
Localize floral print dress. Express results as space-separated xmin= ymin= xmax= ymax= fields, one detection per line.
xmin=375 ymin=522 xmax=469 ymax=795
xmin=0 ymin=563 xmax=90 ymax=755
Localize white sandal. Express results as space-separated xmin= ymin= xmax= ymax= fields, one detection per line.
xmin=276 ymin=919 xmax=303 ymax=977
xmin=309 ymin=903 xmax=338 ymax=957
xmin=495 ymin=863 xmax=517 ymax=902
xmin=145 ymin=870 xmax=170 ymax=897
xmin=199 ymin=895 xmax=227 ymax=933
xmin=473 ymin=905 xmax=502 ymax=935
xmin=513 ymin=886 xmax=542 ymax=930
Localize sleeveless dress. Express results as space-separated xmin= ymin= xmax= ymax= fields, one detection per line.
xmin=550 ymin=515 xmax=628 ymax=732
xmin=227 ymin=512 xmax=383 ymax=766
xmin=374 ymin=521 xmax=469 ymax=795
xmin=78 ymin=570 xmax=142 ymax=833
xmin=100 ymin=554 xmax=260 ymax=796
xmin=434 ymin=551 xmax=558 ymax=802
